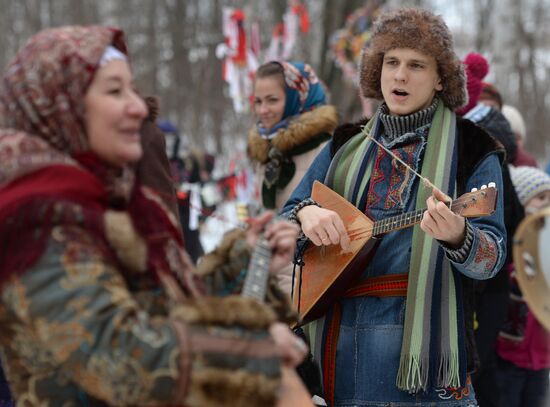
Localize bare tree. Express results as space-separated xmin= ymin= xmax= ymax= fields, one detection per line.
xmin=0 ymin=0 xmax=547 ymax=162
xmin=488 ymin=0 xmax=550 ymax=161
xmin=472 ymin=0 xmax=494 ymax=51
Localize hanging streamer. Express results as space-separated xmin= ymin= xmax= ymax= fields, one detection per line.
xmin=215 ymin=2 xmax=311 ymax=113
xmin=215 ymin=7 xmax=259 ymax=113
xmin=265 ymin=22 xmax=284 ymax=62
xmin=266 ymin=0 xmax=310 ymax=61
xmin=330 ymin=1 xmax=385 ymax=85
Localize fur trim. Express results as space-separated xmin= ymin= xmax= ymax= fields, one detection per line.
xmin=186 ymin=367 xmax=279 ymax=407
xmin=174 ymin=296 xmax=277 ymax=329
xmin=248 ymin=105 xmax=338 ymax=163
xmin=248 ymin=131 xmax=271 ymax=164
xmin=331 ymin=117 xmax=370 ymax=157
xmin=195 ymin=229 xmax=249 ymax=280
xmin=359 ymin=8 xmax=467 ymax=110
xmin=104 ymin=210 xmax=147 ymax=273
xmin=194 ymin=229 xmax=299 ymax=324
xmin=266 ymin=276 xmax=300 ymax=325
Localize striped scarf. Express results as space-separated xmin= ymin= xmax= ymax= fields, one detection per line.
xmin=324 ymin=100 xmax=466 ymax=392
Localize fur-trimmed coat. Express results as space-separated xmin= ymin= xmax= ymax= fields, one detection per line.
xmin=248 ymin=105 xmax=338 ymax=210
xmin=0 ymin=167 xmax=290 ymax=407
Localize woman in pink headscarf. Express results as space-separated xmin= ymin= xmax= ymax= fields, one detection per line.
xmin=0 ymin=26 xmax=304 ymax=406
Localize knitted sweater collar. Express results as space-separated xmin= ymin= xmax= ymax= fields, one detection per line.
xmin=378 ymin=98 xmax=439 ymax=142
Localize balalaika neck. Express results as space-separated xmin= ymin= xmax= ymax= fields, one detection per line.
xmin=241 ymin=236 xmax=271 ymax=302
xmin=372 ymin=208 xmax=426 ymax=236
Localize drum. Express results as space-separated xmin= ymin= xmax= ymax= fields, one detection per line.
xmin=513 ymin=206 xmax=550 ymax=331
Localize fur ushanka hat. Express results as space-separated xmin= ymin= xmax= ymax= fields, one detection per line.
xmin=359 ymin=8 xmax=467 ymax=110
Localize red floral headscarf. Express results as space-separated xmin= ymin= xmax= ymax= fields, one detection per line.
xmin=0 ymin=26 xmax=133 ymax=200
xmin=0 ymin=25 xmax=126 ymax=154
xmin=0 ymin=27 xmax=196 ymax=294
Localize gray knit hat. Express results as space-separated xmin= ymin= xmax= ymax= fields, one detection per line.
xmin=510 ymin=165 xmax=550 ymax=206
xmin=359 ymin=8 xmax=467 ymax=110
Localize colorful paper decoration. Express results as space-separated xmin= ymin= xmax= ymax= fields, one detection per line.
xmin=215 ymin=7 xmax=259 ymax=113
xmin=330 ymin=1 xmax=384 ymax=85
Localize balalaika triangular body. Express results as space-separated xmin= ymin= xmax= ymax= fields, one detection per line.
xmin=293 ymin=180 xmax=498 ymax=325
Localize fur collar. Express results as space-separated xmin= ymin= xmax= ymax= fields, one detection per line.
xmin=248 ymin=105 xmax=338 ymax=164
xmin=331 ymin=117 xmax=370 ymax=157
xmin=456 ymin=117 xmax=504 ymax=194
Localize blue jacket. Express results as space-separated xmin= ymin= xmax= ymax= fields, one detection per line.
xmin=282 ymin=117 xmax=506 ymax=406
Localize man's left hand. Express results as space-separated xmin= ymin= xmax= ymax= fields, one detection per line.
xmin=421 ymin=188 xmax=466 ymax=248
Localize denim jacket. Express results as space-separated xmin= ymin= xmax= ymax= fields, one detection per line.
xmin=282 ymin=121 xmax=506 ymax=406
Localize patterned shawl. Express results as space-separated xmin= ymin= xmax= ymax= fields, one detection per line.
xmin=1 ymin=26 xmax=126 ymax=156
xmin=0 ymin=26 xmax=196 ymax=294
xmin=0 ymin=26 xmax=135 ymax=198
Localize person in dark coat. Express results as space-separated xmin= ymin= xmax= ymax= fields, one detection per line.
xmin=457 ymin=53 xmax=525 ymax=407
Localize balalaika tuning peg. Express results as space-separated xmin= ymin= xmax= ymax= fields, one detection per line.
xmin=488 ymin=182 xmax=496 ymax=188
xmin=471 ymin=187 xmax=478 ymax=192
xmin=480 ymin=184 xmax=487 ymax=189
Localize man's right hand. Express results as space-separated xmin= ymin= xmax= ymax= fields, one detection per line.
xmin=297 ymin=205 xmax=350 ymax=251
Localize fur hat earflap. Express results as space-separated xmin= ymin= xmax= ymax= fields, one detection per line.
xmin=359 ymin=8 xmax=467 ymax=110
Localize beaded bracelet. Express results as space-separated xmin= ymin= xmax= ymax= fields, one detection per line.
xmin=287 ymin=198 xmax=321 ymax=225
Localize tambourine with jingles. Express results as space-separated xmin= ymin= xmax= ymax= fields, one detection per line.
xmin=513 ymin=206 xmax=550 ymax=331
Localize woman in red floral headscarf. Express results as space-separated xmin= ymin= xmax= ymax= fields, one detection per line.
xmin=0 ymin=26 xmax=304 ymax=406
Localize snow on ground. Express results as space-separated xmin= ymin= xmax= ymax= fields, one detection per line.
xmin=199 ymin=200 xmax=241 ymax=253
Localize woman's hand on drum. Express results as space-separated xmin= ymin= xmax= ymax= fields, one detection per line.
xmin=297 ymin=205 xmax=350 ymax=251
